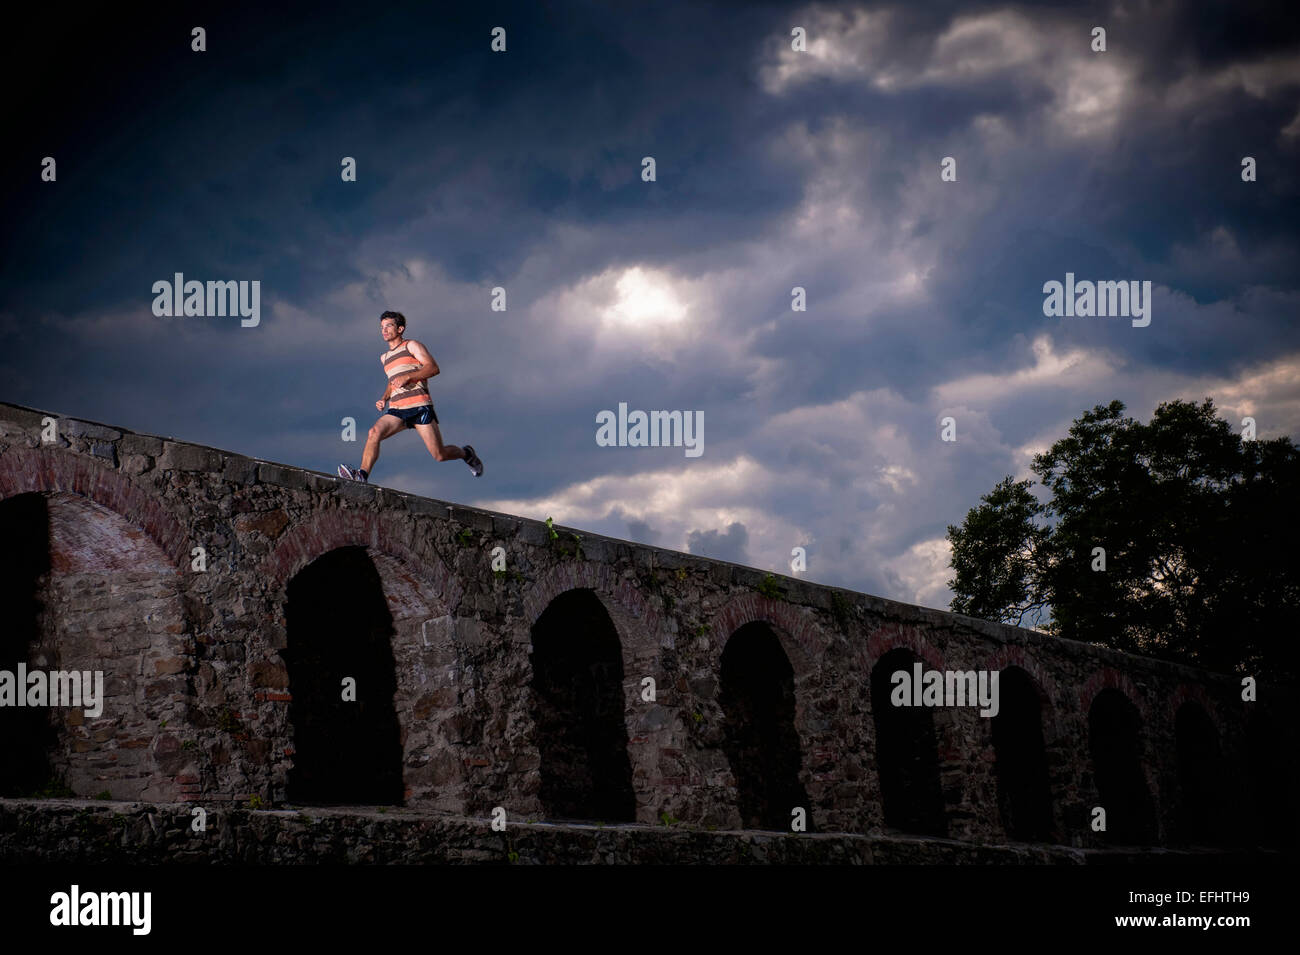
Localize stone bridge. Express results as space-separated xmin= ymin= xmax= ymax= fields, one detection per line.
xmin=0 ymin=400 xmax=1293 ymax=853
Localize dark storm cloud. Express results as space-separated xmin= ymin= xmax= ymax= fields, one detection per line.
xmin=625 ymin=518 xmax=657 ymax=545
xmin=687 ymin=522 xmax=750 ymax=565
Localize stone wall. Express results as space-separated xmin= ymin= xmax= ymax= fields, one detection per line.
xmin=4 ymin=800 xmax=1265 ymax=865
xmin=0 ymin=401 xmax=1294 ymax=851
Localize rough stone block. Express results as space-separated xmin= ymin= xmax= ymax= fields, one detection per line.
xmin=249 ymin=661 xmax=288 ymax=689
xmin=159 ymin=442 xmax=223 ymax=471
xmin=0 ymin=405 xmax=48 ymax=431
xmin=119 ymin=433 xmax=164 ymax=456
xmin=223 ymin=454 xmax=257 ymax=485
xmin=783 ymin=578 xmax=817 ymax=607
xmin=454 ymin=616 xmax=489 ymax=646
xmin=233 ymin=509 xmax=290 ymax=539
xmin=490 ymin=515 xmax=520 ymax=538
xmin=121 ymin=454 xmax=153 ymax=476
xmin=256 ymin=462 xmax=309 ymax=490
xmin=449 ymin=506 xmax=493 ymax=533
xmin=407 ymin=496 xmax=450 ymax=518
xmin=655 ymin=549 xmax=688 ymax=570
xmin=63 ymin=419 xmax=123 ymax=441
xmin=91 ymin=441 xmax=118 ymax=465
xmin=517 ymin=521 xmax=549 ymax=546
xmin=338 ymin=480 xmax=376 ymax=502
xmin=579 ymin=537 xmax=609 ymax=562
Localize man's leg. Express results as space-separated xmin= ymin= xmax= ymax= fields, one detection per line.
xmin=361 ymin=413 xmax=405 ymax=473
xmin=412 ymin=421 xmax=466 ymax=462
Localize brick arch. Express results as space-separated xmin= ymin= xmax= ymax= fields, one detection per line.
xmin=1079 ymin=667 xmax=1150 ymax=724
xmin=862 ymin=625 xmax=957 ymax=767
xmin=986 ymin=647 xmax=1061 ymax=726
xmin=864 ymin=623 xmax=948 ymax=673
xmin=1168 ymin=683 xmax=1220 ymax=728
xmin=863 ymin=627 xmax=952 ymax=837
xmin=262 ymin=535 xmax=465 ymax=809
xmin=0 ymin=446 xmax=189 ymax=569
xmin=524 ymin=560 xmax=664 ymax=653
xmin=1081 ymin=668 xmax=1162 ymax=841
xmin=705 ymin=593 xmax=823 ymax=681
xmin=523 ymin=565 xmax=652 ymax=824
xmin=262 ymin=507 xmax=462 ymax=611
xmin=0 ymin=488 xmax=196 ymax=802
xmin=981 ymin=657 xmax=1060 ymax=843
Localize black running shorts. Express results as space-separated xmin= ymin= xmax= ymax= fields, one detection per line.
xmin=385 ymin=405 xmax=439 ymax=428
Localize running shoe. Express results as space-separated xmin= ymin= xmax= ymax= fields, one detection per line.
xmin=463 ymin=445 xmax=484 ymax=477
xmin=338 ymin=464 xmax=368 ymax=482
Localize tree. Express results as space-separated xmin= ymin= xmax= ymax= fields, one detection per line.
xmin=947 ymin=398 xmax=1299 ymax=683
xmin=947 ymin=476 xmax=1049 ymax=628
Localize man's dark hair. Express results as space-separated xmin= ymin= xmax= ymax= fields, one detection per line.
xmin=380 ymin=310 xmax=406 ymax=329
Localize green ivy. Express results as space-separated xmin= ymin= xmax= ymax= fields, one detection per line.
xmin=756 ymin=573 xmax=785 ymax=600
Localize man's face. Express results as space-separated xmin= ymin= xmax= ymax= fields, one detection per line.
xmin=381 ymin=319 xmax=401 ymax=341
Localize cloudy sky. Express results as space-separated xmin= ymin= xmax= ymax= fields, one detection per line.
xmin=2 ymin=0 xmax=1297 ymax=612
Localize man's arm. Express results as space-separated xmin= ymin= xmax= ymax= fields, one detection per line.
xmin=399 ymin=340 xmax=440 ymax=384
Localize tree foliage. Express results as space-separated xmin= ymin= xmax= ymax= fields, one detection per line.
xmin=947 ymin=398 xmax=1299 ymax=683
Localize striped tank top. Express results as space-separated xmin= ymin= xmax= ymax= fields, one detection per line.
xmin=383 ymin=342 xmax=433 ymax=410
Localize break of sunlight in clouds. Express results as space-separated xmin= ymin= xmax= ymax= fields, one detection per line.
xmin=603 ymin=266 xmax=691 ymax=329
xmin=536 ymin=263 xmax=713 ymax=357
xmin=892 ymin=536 xmax=953 ymax=608
xmin=933 ymin=335 xmax=1118 ymax=410
xmin=1158 ymin=352 xmax=1300 ymax=438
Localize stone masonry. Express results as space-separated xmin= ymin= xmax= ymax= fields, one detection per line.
xmin=0 ymin=401 xmax=1294 ymax=853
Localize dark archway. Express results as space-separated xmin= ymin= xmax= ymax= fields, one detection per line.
xmin=991 ymin=666 xmax=1054 ymax=841
xmin=870 ymin=648 xmax=947 ymax=836
xmin=1175 ymin=703 xmax=1228 ymax=846
xmin=719 ymin=622 xmax=811 ymax=831
xmin=1088 ymin=688 xmax=1157 ymax=844
xmin=283 ymin=546 xmax=403 ymax=805
xmin=1 ymin=491 xmax=191 ymax=800
xmin=0 ymin=493 xmax=55 ymax=796
xmin=529 ymin=588 xmax=635 ymax=822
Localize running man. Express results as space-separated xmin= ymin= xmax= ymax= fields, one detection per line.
xmin=338 ymin=310 xmax=483 ymax=483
